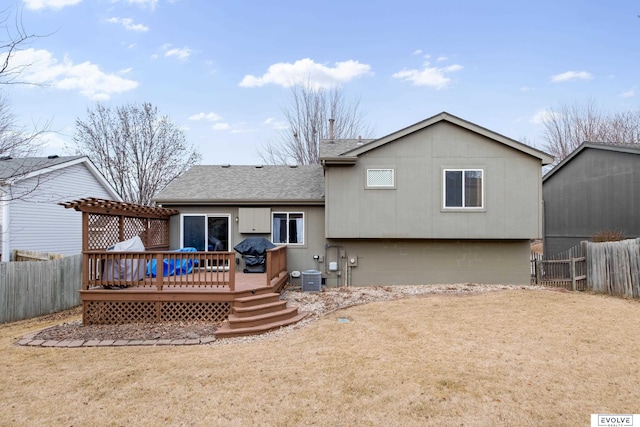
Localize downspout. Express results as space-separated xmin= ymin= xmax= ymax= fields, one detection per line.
xmin=1 ymin=183 xmax=10 ymax=262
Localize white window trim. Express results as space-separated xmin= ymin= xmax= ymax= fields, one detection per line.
xmin=442 ymin=169 xmax=485 ymax=210
xmin=366 ymin=168 xmax=396 ymax=189
xmin=271 ymin=211 xmax=305 ymax=245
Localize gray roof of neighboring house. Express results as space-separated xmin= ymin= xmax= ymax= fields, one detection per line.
xmin=0 ymin=156 xmax=84 ymax=181
xmin=319 ymin=138 xmax=375 ymax=158
xmin=155 ymin=164 xmax=325 ymax=205
xmin=543 ymin=142 xmax=640 ymax=182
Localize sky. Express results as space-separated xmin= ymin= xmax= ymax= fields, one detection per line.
xmin=3 ymin=0 xmax=639 ymax=165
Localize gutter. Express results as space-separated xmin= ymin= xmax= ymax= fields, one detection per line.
xmin=320 ymin=157 xmax=357 ymax=166
xmin=155 ymin=199 xmax=326 ymax=207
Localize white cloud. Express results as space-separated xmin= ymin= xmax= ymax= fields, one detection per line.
xmin=119 ymin=67 xmax=133 ymax=74
xmin=263 ymin=117 xmax=288 ymax=130
xmin=392 ymin=61 xmax=463 ymax=89
xmin=4 ymin=48 xmax=138 ymax=100
xmin=412 ymin=49 xmax=423 ymax=56
xmin=189 ymin=112 xmax=222 ymax=122
xmin=34 ymin=131 xmax=71 ymax=154
xmin=620 ymin=88 xmax=635 ymax=98
xmin=520 ymin=86 xmax=535 ymax=92
xmin=239 ymin=58 xmax=372 ymax=89
xmin=23 ymin=0 xmax=82 ymax=10
xmin=550 ymin=70 xmax=593 ymax=83
xmin=531 ymin=109 xmax=555 ymax=125
xmin=162 ymin=44 xmax=192 ymax=60
xmin=436 ymin=56 xmax=448 ymax=62
xmin=212 ymin=123 xmax=231 ymax=131
xmin=106 ymin=17 xmax=149 ymax=32
xmin=112 ymin=0 xmax=158 ymax=9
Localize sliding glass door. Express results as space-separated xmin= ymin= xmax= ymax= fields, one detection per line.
xmin=181 ymin=215 xmax=230 ymax=251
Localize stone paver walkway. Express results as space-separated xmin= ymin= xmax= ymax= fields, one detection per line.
xmin=17 ymin=332 xmax=217 ymax=347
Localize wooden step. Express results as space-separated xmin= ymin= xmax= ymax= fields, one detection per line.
xmin=233 ymin=292 xmax=280 ymax=308
xmin=233 ymin=300 xmax=287 ymax=318
xmin=227 ymin=306 xmax=300 ymax=328
xmin=215 ymin=312 xmax=309 ymax=338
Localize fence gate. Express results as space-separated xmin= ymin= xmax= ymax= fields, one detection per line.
xmin=530 ymin=242 xmax=587 ymax=290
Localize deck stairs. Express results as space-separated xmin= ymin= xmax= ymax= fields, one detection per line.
xmin=215 ymin=292 xmax=308 ymax=338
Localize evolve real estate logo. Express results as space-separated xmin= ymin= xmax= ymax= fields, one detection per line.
xmin=591 ymin=414 xmax=635 ymax=427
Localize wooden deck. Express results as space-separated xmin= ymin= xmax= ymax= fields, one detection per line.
xmin=80 ymin=247 xmax=289 ymax=325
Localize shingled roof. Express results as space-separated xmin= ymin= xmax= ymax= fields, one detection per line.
xmin=0 ymin=155 xmax=84 ymax=182
xmin=154 ymin=164 xmax=324 ymax=205
xmin=319 ymin=138 xmax=375 ymax=158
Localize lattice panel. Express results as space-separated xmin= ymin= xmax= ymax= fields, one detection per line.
xmin=148 ymin=219 xmax=169 ymax=247
xmin=124 ymin=217 xmax=146 ymax=242
xmin=161 ymin=302 xmax=230 ymax=322
xmin=85 ymin=301 xmax=156 ymax=324
xmin=88 ymin=214 xmax=120 ymax=250
xmin=367 ymin=168 xmax=394 ymax=187
xmin=84 ymin=301 xmax=230 ymax=324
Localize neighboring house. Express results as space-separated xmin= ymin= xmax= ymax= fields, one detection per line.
xmin=155 ymin=112 xmax=553 ymax=285
xmin=542 ymin=142 xmax=640 ymax=257
xmin=0 ymin=156 xmax=121 ymax=261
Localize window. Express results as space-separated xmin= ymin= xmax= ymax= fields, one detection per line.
xmin=272 ymin=212 xmax=304 ymax=245
xmin=366 ymin=168 xmax=395 ymax=188
xmin=443 ymin=169 xmax=483 ymax=209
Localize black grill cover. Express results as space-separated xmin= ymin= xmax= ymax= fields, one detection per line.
xmin=233 ymin=237 xmax=276 ymax=256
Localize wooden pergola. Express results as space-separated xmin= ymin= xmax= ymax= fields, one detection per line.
xmin=60 ymin=197 xmax=179 ymax=251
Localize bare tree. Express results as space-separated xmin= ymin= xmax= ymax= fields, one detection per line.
xmin=0 ymin=5 xmax=41 ymax=85
xmin=542 ymin=99 xmax=640 ymax=163
xmin=261 ymin=83 xmax=372 ymax=165
xmin=74 ymin=102 xmax=202 ymax=205
xmin=0 ymin=5 xmax=50 ymax=202
xmin=0 ymin=94 xmax=45 ymax=158
xmin=0 ymin=5 xmax=46 ymax=159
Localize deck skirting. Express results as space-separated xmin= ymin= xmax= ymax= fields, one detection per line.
xmin=83 ymin=299 xmax=232 ymax=324
xmin=79 ymin=271 xmax=287 ymax=325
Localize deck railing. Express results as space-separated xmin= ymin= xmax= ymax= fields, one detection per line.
xmin=266 ymin=246 xmax=287 ymax=285
xmin=83 ymin=251 xmax=236 ymax=291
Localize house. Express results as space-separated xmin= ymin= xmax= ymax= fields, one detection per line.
xmin=542 ymin=142 xmax=640 ymax=257
xmin=155 ymin=112 xmax=553 ymax=286
xmin=0 ymin=156 xmax=121 ymax=261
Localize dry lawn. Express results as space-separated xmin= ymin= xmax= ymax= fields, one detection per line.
xmin=1 ymin=288 xmax=640 ymax=426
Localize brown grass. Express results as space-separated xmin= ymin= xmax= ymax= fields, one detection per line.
xmin=2 ymin=289 xmax=640 ymax=426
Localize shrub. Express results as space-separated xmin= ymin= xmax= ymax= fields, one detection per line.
xmin=590 ymin=230 xmax=626 ymax=242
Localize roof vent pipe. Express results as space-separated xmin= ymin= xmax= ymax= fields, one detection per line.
xmin=357 ymin=135 xmax=363 ymax=145
xmin=328 ymin=118 xmax=335 ymax=142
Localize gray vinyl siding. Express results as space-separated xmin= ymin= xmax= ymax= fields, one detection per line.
xmin=164 ymin=205 xmax=326 ymax=273
xmin=325 ymin=122 xmax=543 ymax=239
xmin=543 ymin=148 xmax=640 ymax=257
xmin=5 ymin=163 xmax=114 ymax=257
xmin=320 ymin=239 xmax=531 ymax=286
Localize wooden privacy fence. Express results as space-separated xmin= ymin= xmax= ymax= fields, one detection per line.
xmin=532 ymin=239 xmax=640 ymax=298
xmin=13 ymin=250 xmax=66 ymax=262
xmin=0 ymin=254 xmax=82 ymax=323
xmin=586 ymin=238 xmax=640 ymax=298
